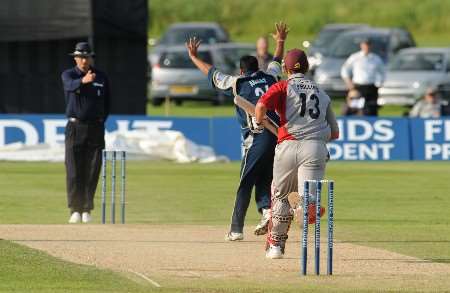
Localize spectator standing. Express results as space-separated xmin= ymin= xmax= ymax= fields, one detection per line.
xmin=341 ymin=38 xmax=385 ymax=116
xmin=256 ymin=36 xmax=274 ymax=71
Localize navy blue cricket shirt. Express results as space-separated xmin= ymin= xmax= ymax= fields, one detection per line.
xmin=61 ymin=66 xmax=110 ymax=121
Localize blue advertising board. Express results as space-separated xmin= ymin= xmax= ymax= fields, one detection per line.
xmin=0 ymin=114 xmax=448 ymax=161
xmin=328 ymin=117 xmax=411 ymax=160
xmin=0 ymin=114 xmax=242 ymax=161
xmin=409 ymin=118 xmax=450 ymax=160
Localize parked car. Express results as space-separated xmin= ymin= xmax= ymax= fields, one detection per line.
xmin=216 ymin=42 xmax=259 ymax=74
xmin=307 ymin=23 xmax=369 ymax=75
xmin=150 ymin=43 xmax=255 ymax=105
xmin=378 ymin=47 xmax=450 ymax=106
xmin=313 ymin=28 xmax=415 ymax=97
xmin=148 ymin=22 xmax=230 ymax=66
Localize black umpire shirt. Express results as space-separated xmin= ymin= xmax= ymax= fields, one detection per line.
xmin=61 ymin=66 xmax=110 ymax=121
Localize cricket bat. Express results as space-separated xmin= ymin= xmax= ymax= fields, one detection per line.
xmin=234 ymin=95 xmax=278 ymax=136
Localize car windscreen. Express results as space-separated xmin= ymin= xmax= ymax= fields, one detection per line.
xmin=389 ymin=52 xmax=445 ymax=71
xmin=160 ymin=28 xmax=224 ymax=45
xmin=217 ymin=47 xmax=256 ymax=69
xmin=313 ymin=28 xmax=350 ymax=52
xmin=329 ymin=34 xmax=389 ymax=59
xmin=159 ymin=51 xmax=212 ymax=69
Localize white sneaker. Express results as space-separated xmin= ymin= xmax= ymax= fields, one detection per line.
xmin=254 ymin=208 xmax=270 ymax=235
xmin=81 ymin=212 xmax=92 ymax=223
xmin=266 ymin=245 xmax=283 ymax=259
xmin=224 ymin=232 xmax=244 ymax=241
xmin=68 ymin=212 xmax=81 ymax=224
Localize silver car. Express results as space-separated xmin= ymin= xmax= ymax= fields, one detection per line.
xmin=378 ymin=47 xmax=450 ymax=106
xmin=150 ymin=43 xmax=255 ymax=105
xmin=314 ymin=28 xmax=415 ymax=97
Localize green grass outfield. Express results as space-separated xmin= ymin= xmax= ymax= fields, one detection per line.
xmin=1 ymin=161 xmax=450 ymax=292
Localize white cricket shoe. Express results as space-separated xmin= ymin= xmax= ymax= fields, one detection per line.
xmin=224 ymin=232 xmax=244 ymax=241
xmin=266 ymin=245 xmax=283 ymax=259
xmin=81 ymin=212 xmax=92 ymax=223
xmin=254 ymin=208 xmax=270 ymax=235
xmin=68 ymin=212 xmax=81 ymax=224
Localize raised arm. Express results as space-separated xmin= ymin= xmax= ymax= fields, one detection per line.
xmin=272 ymin=22 xmax=289 ymax=61
xmin=266 ymin=22 xmax=289 ymax=78
xmin=186 ymin=37 xmax=212 ymax=75
xmin=186 ymin=36 xmax=236 ymax=95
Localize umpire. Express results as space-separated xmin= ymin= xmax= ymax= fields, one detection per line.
xmin=61 ymin=42 xmax=110 ymax=224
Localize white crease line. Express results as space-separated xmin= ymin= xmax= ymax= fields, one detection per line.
xmin=129 ymin=270 xmax=161 ymax=288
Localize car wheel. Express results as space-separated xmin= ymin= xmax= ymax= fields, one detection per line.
xmin=151 ymin=98 xmax=164 ymax=106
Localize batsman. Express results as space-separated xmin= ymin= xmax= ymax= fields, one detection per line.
xmin=255 ymin=48 xmax=340 ymax=259
xmin=186 ymin=22 xmax=289 ymax=241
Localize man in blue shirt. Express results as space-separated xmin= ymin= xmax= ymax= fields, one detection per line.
xmin=186 ymin=22 xmax=288 ymax=240
xmin=61 ymin=42 xmax=110 ymax=224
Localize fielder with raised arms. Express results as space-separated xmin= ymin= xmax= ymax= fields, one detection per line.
xmin=186 ymin=22 xmax=289 ymax=241
xmin=255 ymin=48 xmax=340 ymax=259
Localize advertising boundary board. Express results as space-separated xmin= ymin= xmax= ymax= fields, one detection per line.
xmin=0 ymin=114 xmax=449 ymax=161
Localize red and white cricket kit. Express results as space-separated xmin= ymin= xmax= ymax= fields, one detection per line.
xmin=258 ymin=73 xmax=339 ymax=252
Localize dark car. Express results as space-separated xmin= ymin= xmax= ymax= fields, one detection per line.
xmin=314 ymin=28 xmax=415 ymax=97
xmin=308 ymin=23 xmax=369 ymax=75
xmin=149 ymin=22 xmax=230 ymax=66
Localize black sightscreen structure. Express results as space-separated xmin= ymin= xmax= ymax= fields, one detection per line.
xmin=0 ymin=0 xmax=148 ymax=114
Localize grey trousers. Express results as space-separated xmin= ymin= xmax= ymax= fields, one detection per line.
xmin=267 ymin=139 xmax=328 ymax=251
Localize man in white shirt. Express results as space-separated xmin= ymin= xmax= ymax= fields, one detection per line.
xmin=341 ymin=38 xmax=385 ymax=116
